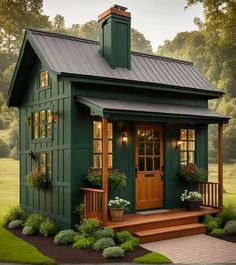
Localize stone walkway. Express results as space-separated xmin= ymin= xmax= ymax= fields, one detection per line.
xmin=141 ymin=234 xmax=236 ymax=263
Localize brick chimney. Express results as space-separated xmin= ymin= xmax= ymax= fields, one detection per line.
xmin=98 ymin=5 xmax=131 ymax=69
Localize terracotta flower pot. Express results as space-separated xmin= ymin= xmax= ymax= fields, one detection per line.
xmin=109 ymin=208 xmax=124 ymax=221
xmin=185 ymin=200 xmax=203 ymax=211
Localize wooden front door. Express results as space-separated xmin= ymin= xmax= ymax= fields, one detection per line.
xmin=135 ymin=126 xmax=164 ymax=210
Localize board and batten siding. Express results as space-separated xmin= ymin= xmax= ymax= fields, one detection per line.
xmin=19 ymin=58 xmax=72 ymax=227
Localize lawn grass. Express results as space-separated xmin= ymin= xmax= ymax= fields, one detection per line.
xmin=209 ymin=163 xmax=236 ymax=207
xmin=0 ymin=224 xmax=56 ymax=264
xmin=133 ymin=252 xmax=172 ymax=264
xmin=0 ymin=158 xmax=56 ymax=264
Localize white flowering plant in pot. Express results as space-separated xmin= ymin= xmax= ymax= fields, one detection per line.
xmin=108 ymin=197 xmax=130 ymax=221
xmin=180 ymin=190 xmax=203 ymax=211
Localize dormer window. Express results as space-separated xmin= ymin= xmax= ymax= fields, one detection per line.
xmin=39 ymin=70 xmax=48 ymax=88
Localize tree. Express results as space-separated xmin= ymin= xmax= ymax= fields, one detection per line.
xmin=131 ymin=29 xmax=153 ymax=54
xmin=52 ymin=14 xmax=66 ymax=33
xmin=0 ymin=0 xmax=50 ymax=54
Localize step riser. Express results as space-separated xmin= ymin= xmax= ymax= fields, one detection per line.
xmin=139 ymin=226 xmax=207 ymax=243
xmin=113 ymin=216 xmax=198 ymax=233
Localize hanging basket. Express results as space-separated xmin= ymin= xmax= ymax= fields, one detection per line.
xmin=109 ymin=208 xmax=124 ymax=221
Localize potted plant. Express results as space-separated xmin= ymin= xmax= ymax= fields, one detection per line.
xmin=25 ymin=168 xmax=50 ymax=190
xmin=85 ymin=168 xmax=126 ymax=189
xmin=179 ymin=163 xmax=205 ymax=183
xmin=108 ymin=197 xmax=130 ymax=221
xmin=181 ymin=190 xmax=203 ymax=211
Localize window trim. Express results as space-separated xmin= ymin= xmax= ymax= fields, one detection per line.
xmin=180 ymin=128 xmax=196 ymax=165
xmin=92 ymin=120 xmax=113 ymax=169
xmin=32 ymin=108 xmax=54 ymax=141
xmin=39 ymin=70 xmax=50 ymax=90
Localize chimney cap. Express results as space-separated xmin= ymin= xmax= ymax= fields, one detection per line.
xmin=98 ymin=4 xmax=131 ymax=21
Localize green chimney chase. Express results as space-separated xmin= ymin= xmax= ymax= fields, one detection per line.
xmin=98 ymin=5 xmax=131 ymax=69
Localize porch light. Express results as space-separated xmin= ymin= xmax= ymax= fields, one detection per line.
xmin=122 ymin=129 xmax=128 ymax=144
xmin=176 ymin=140 xmax=182 ymax=148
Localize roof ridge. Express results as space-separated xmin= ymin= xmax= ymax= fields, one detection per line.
xmin=27 ymin=28 xmax=193 ymax=66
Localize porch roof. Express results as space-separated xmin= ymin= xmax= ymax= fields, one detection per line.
xmin=76 ymin=96 xmax=229 ymax=124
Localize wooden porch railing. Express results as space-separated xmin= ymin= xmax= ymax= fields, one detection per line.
xmin=198 ymin=181 xmax=222 ymax=208
xmin=81 ymin=188 xmax=104 ymax=223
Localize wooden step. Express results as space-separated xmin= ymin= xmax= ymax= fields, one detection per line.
xmin=134 ymin=223 xmax=207 ymax=243
xmin=108 ymin=215 xmax=199 ymax=233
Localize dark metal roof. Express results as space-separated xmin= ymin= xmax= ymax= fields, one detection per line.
xmin=77 ymin=96 xmax=229 ymax=123
xmin=28 ymin=29 xmax=223 ymax=94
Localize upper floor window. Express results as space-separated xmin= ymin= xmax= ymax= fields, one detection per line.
xmin=93 ymin=121 xmax=113 ymax=169
xmin=33 ymin=109 xmax=53 ymax=139
xmin=39 ymin=71 xmax=49 ymax=88
xmin=180 ymin=129 xmax=195 ymax=165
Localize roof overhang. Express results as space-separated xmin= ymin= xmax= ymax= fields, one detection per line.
xmin=76 ymin=96 xmax=229 ymax=124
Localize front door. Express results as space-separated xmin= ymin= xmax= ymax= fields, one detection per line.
xmin=135 ymin=126 xmax=164 ymax=210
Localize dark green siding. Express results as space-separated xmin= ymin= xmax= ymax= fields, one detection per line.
xmin=19 ymin=58 xmax=72 ymax=227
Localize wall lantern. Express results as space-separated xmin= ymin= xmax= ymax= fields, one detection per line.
xmin=176 ymin=140 xmax=182 ymax=148
xmin=122 ymin=129 xmax=128 ymax=144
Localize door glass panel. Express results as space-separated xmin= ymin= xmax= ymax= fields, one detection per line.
xmin=154 ymin=143 xmax=160 ymax=155
xmin=188 ymin=129 xmax=195 ymax=140
xmin=137 ymin=130 xmax=145 ymax=141
xmin=146 ymin=157 xmax=153 ymax=171
xmin=154 ymin=130 xmax=160 ymax=141
xmin=154 ymin=157 xmax=160 ymax=171
xmin=180 ymin=129 xmax=187 ymax=140
xmin=146 ymin=143 xmax=153 ymax=155
xmin=138 ymin=143 xmax=144 ymax=155
xmin=93 ymin=154 xmax=102 ymax=168
xmin=146 ymin=130 xmax=154 ymax=142
xmin=181 ymin=141 xmax=187 ymax=150
xmin=108 ymin=140 xmax=112 ymax=153
xmin=181 ymin=151 xmax=187 ymax=162
xmin=188 ymin=152 xmax=195 ymax=163
xmin=108 ymin=154 xmax=112 ymax=168
xmin=93 ymin=121 xmax=102 ymax=139
xmin=108 ymin=123 xmax=113 ymax=139
xmin=138 ymin=157 xmax=144 ymax=171
xmin=188 ymin=141 xmax=195 ymax=151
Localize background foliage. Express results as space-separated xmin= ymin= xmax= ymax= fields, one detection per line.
xmin=0 ymin=0 xmax=235 ymax=162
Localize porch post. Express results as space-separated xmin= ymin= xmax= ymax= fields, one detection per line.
xmin=218 ymin=123 xmax=223 ymax=210
xmin=102 ymin=117 xmax=108 ymax=225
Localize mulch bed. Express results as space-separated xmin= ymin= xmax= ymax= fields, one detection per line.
xmin=206 ymin=232 xmax=236 ymax=244
xmin=9 ymin=228 xmax=151 ymax=263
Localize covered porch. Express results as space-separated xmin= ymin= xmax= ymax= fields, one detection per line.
xmin=78 ymin=96 xmax=228 ymax=227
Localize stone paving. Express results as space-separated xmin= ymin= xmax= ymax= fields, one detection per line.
xmin=141 ymin=234 xmax=236 ymax=263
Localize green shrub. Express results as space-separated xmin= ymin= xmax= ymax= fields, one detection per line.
xmin=39 ymin=218 xmax=57 ymax=237
xmin=73 ymin=234 xmax=84 ymax=242
xmin=203 ymin=215 xmax=214 ymax=225
xmin=211 ymin=228 xmax=225 ymax=236
xmin=120 ymin=236 xmax=140 ymax=252
xmin=78 ymin=218 xmax=100 ymax=236
xmin=3 ymin=206 xmax=28 ymax=225
xmin=22 ymin=226 xmax=35 ymax=235
xmin=224 ymin=220 xmax=236 ymax=235
xmin=8 ymin=220 xmax=24 ymax=229
xmin=73 ymin=237 xmax=92 ymax=249
xmin=217 ymin=204 xmax=236 ymax=226
xmin=206 ymin=219 xmax=219 ymax=232
xmin=54 ymin=230 xmax=77 ymax=245
xmin=24 ymin=213 xmax=45 ymax=233
xmin=93 ymin=237 xmax=115 ymax=251
xmin=95 ymin=228 xmax=114 ymax=239
xmin=102 ymin=246 xmax=125 ymax=258
xmin=116 ymin=230 xmax=132 ymax=243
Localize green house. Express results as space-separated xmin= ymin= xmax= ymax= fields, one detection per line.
xmin=8 ymin=5 xmax=229 ymax=230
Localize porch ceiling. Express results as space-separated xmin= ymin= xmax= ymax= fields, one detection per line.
xmin=76 ymin=96 xmax=229 ymax=124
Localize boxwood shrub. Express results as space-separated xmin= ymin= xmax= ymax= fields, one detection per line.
xmin=54 ymin=230 xmax=77 ymax=245
xmin=8 ymin=220 xmax=24 ymax=229
xmin=116 ymin=230 xmax=132 ymax=243
xmin=93 ymin=237 xmax=115 ymax=251
xmin=22 ymin=226 xmax=35 ymax=235
xmin=73 ymin=237 xmax=92 ymax=249
xmin=102 ymin=246 xmax=125 ymax=258
xmin=95 ymin=228 xmax=114 ymax=239
xmin=224 ymin=220 xmax=236 ymax=235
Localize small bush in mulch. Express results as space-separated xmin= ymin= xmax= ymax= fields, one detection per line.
xmin=120 ymin=236 xmax=140 ymax=252
xmin=93 ymin=237 xmax=115 ymax=251
xmin=54 ymin=230 xmax=77 ymax=245
xmin=102 ymin=246 xmax=125 ymax=258
xmin=8 ymin=220 xmax=24 ymax=229
xmin=224 ymin=220 xmax=236 ymax=235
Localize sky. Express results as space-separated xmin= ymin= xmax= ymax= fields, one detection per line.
xmin=43 ymin=0 xmax=204 ymax=51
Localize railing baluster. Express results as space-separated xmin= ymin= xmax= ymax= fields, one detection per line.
xmin=198 ymin=181 xmax=220 ymax=209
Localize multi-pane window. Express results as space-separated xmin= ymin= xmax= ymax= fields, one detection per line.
xmin=180 ymin=129 xmax=196 ymax=165
xmin=93 ymin=121 xmax=113 ymax=169
xmin=33 ymin=109 xmax=53 ymax=139
xmin=137 ymin=129 xmax=161 ymax=172
xmin=38 ymin=152 xmax=52 ymax=178
xmin=39 ymin=71 xmax=49 ymax=88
